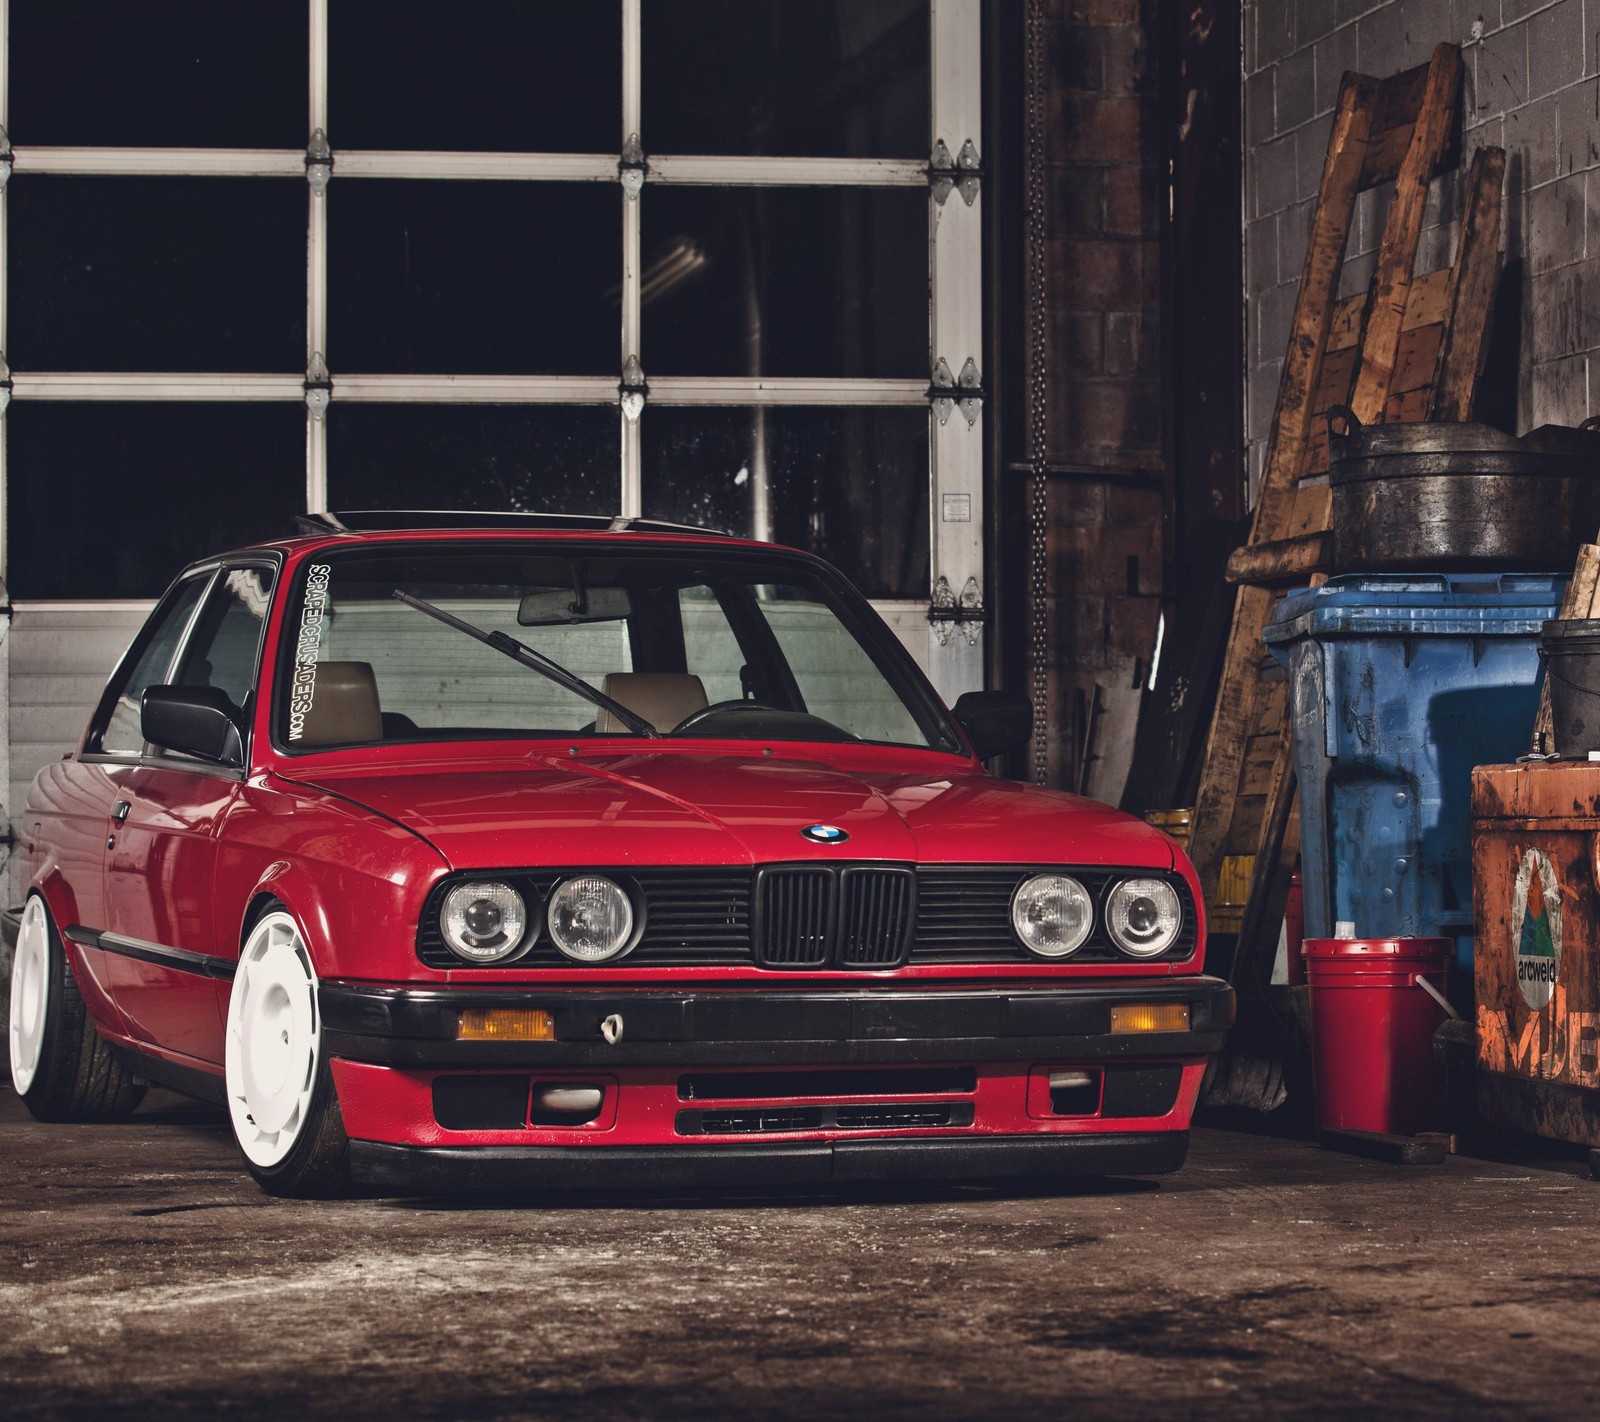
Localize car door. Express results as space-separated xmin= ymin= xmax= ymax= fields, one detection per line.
xmin=101 ymin=560 xmax=277 ymax=1065
xmin=60 ymin=573 xmax=215 ymax=1031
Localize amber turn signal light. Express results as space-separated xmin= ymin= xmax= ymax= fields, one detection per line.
xmin=456 ymin=1008 xmax=556 ymax=1041
xmin=1109 ymin=1002 xmax=1190 ymax=1034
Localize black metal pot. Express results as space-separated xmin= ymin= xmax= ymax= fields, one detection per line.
xmin=1327 ymin=406 xmax=1600 ymax=572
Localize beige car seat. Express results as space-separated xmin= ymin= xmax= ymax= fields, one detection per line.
xmin=595 ymin=672 xmax=708 ymax=734
xmin=297 ymin=661 xmax=384 ymax=745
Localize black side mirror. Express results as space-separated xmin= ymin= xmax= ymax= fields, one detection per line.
xmin=952 ymin=689 xmax=1034 ymax=762
xmin=141 ymin=686 xmax=245 ymax=768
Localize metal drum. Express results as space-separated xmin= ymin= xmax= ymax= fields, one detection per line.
xmin=1327 ymin=407 xmax=1600 ymax=572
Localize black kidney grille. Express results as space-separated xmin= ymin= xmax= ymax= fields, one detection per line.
xmin=837 ymin=868 xmax=916 ymax=968
xmin=754 ymin=868 xmax=836 ymax=967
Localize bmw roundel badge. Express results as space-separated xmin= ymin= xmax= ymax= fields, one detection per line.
xmin=801 ymin=824 xmax=850 ymax=845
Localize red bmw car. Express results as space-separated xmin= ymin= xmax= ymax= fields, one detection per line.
xmin=8 ymin=514 xmax=1232 ymax=1196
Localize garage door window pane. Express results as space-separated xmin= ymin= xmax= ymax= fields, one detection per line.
xmin=643 ymin=188 xmax=926 ymax=378
xmin=333 ymin=1 xmax=620 ymax=153
xmin=642 ymin=406 xmax=928 ymax=598
xmin=6 ymin=405 xmax=304 ymax=600
xmin=644 ymin=0 xmax=928 ymax=158
xmin=328 ymin=406 xmax=621 ymax=516
xmin=9 ymin=178 xmax=306 ymax=373
xmin=331 ymin=183 xmax=618 ymax=374
xmin=9 ymin=2 xmax=306 ymax=148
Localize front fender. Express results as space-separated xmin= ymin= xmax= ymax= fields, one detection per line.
xmin=217 ymin=779 xmax=449 ymax=979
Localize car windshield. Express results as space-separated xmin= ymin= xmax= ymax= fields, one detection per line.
xmin=275 ymin=543 xmax=961 ymax=753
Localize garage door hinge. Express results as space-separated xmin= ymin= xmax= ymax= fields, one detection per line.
xmin=929 ymin=575 xmax=985 ymax=646
xmin=306 ymin=129 xmax=332 ymax=193
xmin=620 ymin=354 xmax=648 ymax=420
xmin=0 ymin=126 xmax=11 ymax=191
xmin=304 ymin=353 xmax=331 ymax=419
xmin=929 ymin=357 xmax=984 ymax=427
xmin=929 ymin=138 xmax=981 ymax=207
xmin=619 ymin=134 xmax=647 ymax=199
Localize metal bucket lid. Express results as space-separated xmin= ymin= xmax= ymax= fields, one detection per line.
xmin=1326 ymin=406 xmax=1600 ymax=478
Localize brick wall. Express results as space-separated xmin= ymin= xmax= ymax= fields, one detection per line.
xmin=1244 ymin=0 xmax=1600 ymax=490
xmin=1037 ymin=0 xmax=1165 ymax=799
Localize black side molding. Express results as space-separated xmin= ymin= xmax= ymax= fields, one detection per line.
xmin=66 ymin=925 xmax=236 ymax=981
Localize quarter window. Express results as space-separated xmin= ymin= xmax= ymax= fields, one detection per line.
xmin=95 ymin=575 xmax=212 ymax=756
xmin=175 ymin=567 xmax=278 ymax=715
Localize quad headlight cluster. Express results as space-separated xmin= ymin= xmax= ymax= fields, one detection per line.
xmin=1010 ymin=873 xmax=1184 ymax=960
xmin=439 ymin=876 xmax=638 ymax=965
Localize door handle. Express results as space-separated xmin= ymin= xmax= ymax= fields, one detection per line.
xmin=112 ymin=801 xmax=132 ymax=823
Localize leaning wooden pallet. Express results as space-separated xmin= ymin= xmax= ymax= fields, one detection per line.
xmin=1187 ymin=44 xmax=1508 ymax=1106
xmin=1231 ymin=139 xmax=1506 ymax=1008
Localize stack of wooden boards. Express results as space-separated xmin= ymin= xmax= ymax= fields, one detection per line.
xmin=1187 ymin=44 xmax=1506 ymax=1106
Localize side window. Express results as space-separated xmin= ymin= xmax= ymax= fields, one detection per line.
xmin=679 ymin=585 xmax=746 ymax=705
xmin=95 ymin=575 xmax=212 ymax=756
xmin=175 ymin=566 xmax=276 ymax=714
xmin=759 ymin=584 xmax=923 ymax=745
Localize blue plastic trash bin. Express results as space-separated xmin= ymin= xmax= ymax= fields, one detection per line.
xmin=1264 ymin=573 xmax=1566 ymax=977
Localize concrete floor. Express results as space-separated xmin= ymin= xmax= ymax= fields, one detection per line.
xmin=3 ymin=1088 xmax=1599 ymax=1420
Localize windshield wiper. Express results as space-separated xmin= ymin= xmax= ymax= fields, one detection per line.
xmin=391 ymin=590 xmax=658 ymax=737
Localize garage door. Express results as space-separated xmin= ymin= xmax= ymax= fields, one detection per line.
xmin=0 ymin=1 xmax=985 ymax=865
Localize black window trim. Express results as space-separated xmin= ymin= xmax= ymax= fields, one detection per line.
xmin=267 ymin=537 xmax=967 ymax=758
xmin=80 ymin=550 xmax=285 ymax=779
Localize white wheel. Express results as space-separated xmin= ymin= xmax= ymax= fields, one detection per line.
xmin=226 ymin=910 xmax=321 ymax=1169
xmin=9 ymin=897 xmax=51 ymax=1093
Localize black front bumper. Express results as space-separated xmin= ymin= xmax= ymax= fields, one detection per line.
xmin=321 ymin=976 xmax=1235 ymax=1069
xmin=349 ymin=1130 xmax=1191 ymax=1193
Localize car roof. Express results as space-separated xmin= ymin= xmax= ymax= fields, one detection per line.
xmin=189 ymin=509 xmax=794 ymax=567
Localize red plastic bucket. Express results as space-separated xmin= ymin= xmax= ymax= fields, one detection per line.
xmin=1303 ymin=937 xmax=1452 ymax=1136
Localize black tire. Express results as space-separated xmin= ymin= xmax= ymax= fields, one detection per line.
xmin=12 ymin=895 xmax=147 ymax=1123
xmin=229 ymin=900 xmax=351 ymax=1198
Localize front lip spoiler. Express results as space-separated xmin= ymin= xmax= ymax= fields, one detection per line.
xmin=320 ymin=977 xmax=1235 ymax=1069
xmin=347 ymin=1131 xmax=1192 ymax=1193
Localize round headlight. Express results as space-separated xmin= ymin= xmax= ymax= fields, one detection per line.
xmin=1106 ymin=878 xmax=1183 ymax=958
xmin=547 ymin=876 xmax=636 ymax=963
xmin=1010 ymin=874 xmax=1094 ymax=958
xmin=440 ymin=881 xmax=528 ymax=963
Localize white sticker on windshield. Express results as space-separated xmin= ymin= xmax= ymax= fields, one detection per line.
xmin=287 ymin=563 xmax=332 ymax=742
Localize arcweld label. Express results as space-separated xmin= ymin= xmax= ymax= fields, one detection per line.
xmin=1512 ymin=847 xmax=1562 ymax=1012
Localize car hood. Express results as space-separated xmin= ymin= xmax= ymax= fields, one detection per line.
xmin=284 ymin=749 xmax=1178 ymax=872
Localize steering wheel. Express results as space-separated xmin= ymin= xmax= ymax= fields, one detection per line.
xmin=670 ymin=699 xmax=785 ymax=734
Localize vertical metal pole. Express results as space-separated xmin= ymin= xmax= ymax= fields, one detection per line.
xmin=927 ymin=0 xmax=984 ymax=705
xmin=0 ymin=0 xmax=10 ymax=587
xmin=306 ymin=0 xmax=329 ymax=513
xmin=619 ymin=0 xmax=642 ymax=519
xmin=0 ymin=0 xmax=12 ymax=864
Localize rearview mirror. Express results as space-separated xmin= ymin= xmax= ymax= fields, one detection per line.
xmin=141 ymin=685 xmax=245 ymax=768
xmin=952 ymin=689 xmax=1033 ymax=763
xmin=518 ymin=585 xmax=633 ymax=626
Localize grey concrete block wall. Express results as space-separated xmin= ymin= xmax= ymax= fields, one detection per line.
xmin=1243 ymin=0 xmax=1600 ymax=494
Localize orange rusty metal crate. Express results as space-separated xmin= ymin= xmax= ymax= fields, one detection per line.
xmin=1472 ymin=761 xmax=1600 ymax=1145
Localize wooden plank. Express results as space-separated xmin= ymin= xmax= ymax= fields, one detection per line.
xmin=1225 ymin=531 xmax=1334 ymax=586
xmin=1186 ymin=73 xmax=1378 ymax=905
xmin=1327 ymin=294 xmax=1367 ymax=351
xmin=1390 ymin=323 xmax=1445 ymax=396
xmin=1400 ymin=265 xmax=1451 ymax=330
xmin=1432 ymin=145 xmax=1507 ymax=421
xmin=1531 ymin=543 xmax=1600 ymax=754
